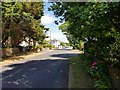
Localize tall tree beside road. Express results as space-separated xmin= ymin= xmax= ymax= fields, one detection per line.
xmin=2 ymin=2 xmax=47 ymax=48
xmin=49 ymin=2 xmax=120 ymax=68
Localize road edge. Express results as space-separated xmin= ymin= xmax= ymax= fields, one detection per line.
xmin=0 ymin=49 xmax=54 ymax=67
xmin=68 ymin=60 xmax=72 ymax=89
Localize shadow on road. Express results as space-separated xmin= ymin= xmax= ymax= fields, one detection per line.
xmin=1 ymin=51 xmax=80 ymax=88
xmin=50 ymin=53 xmax=79 ymax=58
xmin=1 ymin=59 xmax=69 ymax=88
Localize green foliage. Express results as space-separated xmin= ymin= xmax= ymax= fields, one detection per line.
xmin=66 ymin=43 xmax=70 ymax=46
xmin=88 ymin=62 xmax=111 ymax=88
xmin=35 ymin=45 xmax=43 ymax=49
xmin=60 ymin=42 xmax=65 ymax=46
xmin=88 ymin=47 xmax=96 ymax=55
xmin=80 ymin=54 xmax=112 ymax=88
xmin=49 ymin=2 xmax=120 ymax=68
xmin=49 ymin=2 xmax=119 ymax=88
xmin=2 ymin=2 xmax=47 ymax=49
xmin=82 ymin=54 xmax=93 ymax=71
xmin=51 ymin=45 xmax=55 ymax=48
xmin=94 ymin=78 xmax=111 ymax=88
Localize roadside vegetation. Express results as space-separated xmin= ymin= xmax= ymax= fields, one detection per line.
xmin=1 ymin=1 xmax=120 ymax=88
xmin=71 ymin=54 xmax=112 ymax=88
xmin=70 ymin=56 xmax=94 ymax=88
xmin=2 ymin=2 xmax=48 ymax=48
xmin=2 ymin=2 xmax=53 ymax=59
xmin=49 ymin=2 xmax=120 ymax=88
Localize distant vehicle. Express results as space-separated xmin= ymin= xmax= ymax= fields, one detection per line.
xmin=63 ymin=46 xmax=73 ymax=50
xmin=58 ymin=45 xmax=63 ymax=49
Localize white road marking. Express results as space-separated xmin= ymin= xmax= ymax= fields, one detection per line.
xmin=0 ymin=69 xmax=22 ymax=81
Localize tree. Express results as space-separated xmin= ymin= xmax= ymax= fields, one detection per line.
xmin=60 ymin=42 xmax=65 ymax=46
xmin=2 ymin=2 xmax=48 ymax=49
xmin=49 ymin=2 xmax=120 ymax=67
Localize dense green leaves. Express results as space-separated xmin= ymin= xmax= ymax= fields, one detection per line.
xmin=2 ymin=2 xmax=47 ymax=48
xmin=49 ymin=2 xmax=120 ymax=67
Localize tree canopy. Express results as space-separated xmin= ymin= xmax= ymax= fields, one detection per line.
xmin=2 ymin=2 xmax=48 ymax=48
xmin=49 ymin=2 xmax=120 ymax=68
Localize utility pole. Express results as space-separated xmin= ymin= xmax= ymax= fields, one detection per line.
xmin=50 ymin=29 xmax=52 ymax=49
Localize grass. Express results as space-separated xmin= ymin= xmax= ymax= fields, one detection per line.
xmin=70 ymin=55 xmax=94 ymax=88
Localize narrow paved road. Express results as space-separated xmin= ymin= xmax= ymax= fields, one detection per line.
xmin=1 ymin=50 xmax=79 ymax=88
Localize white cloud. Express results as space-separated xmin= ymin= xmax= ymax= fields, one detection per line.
xmin=52 ymin=33 xmax=68 ymax=42
xmin=41 ymin=14 xmax=57 ymax=25
xmin=45 ymin=33 xmax=68 ymax=42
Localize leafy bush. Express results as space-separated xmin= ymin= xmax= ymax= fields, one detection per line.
xmin=81 ymin=54 xmax=112 ymax=88
xmin=94 ymin=78 xmax=111 ymax=88
xmin=35 ymin=45 xmax=43 ymax=51
xmin=88 ymin=62 xmax=112 ymax=88
xmin=81 ymin=54 xmax=93 ymax=72
xmin=88 ymin=47 xmax=96 ymax=55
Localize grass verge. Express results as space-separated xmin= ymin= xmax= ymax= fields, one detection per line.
xmin=70 ymin=54 xmax=112 ymax=88
xmin=70 ymin=55 xmax=94 ymax=88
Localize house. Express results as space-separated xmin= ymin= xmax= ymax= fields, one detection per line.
xmin=19 ymin=37 xmax=33 ymax=47
xmin=49 ymin=39 xmax=60 ymax=48
xmin=19 ymin=37 xmax=39 ymax=47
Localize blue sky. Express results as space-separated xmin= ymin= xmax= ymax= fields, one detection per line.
xmin=41 ymin=2 xmax=68 ymax=42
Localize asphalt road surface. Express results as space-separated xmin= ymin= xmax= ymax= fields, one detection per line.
xmin=1 ymin=49 xmax=79 ymax=88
